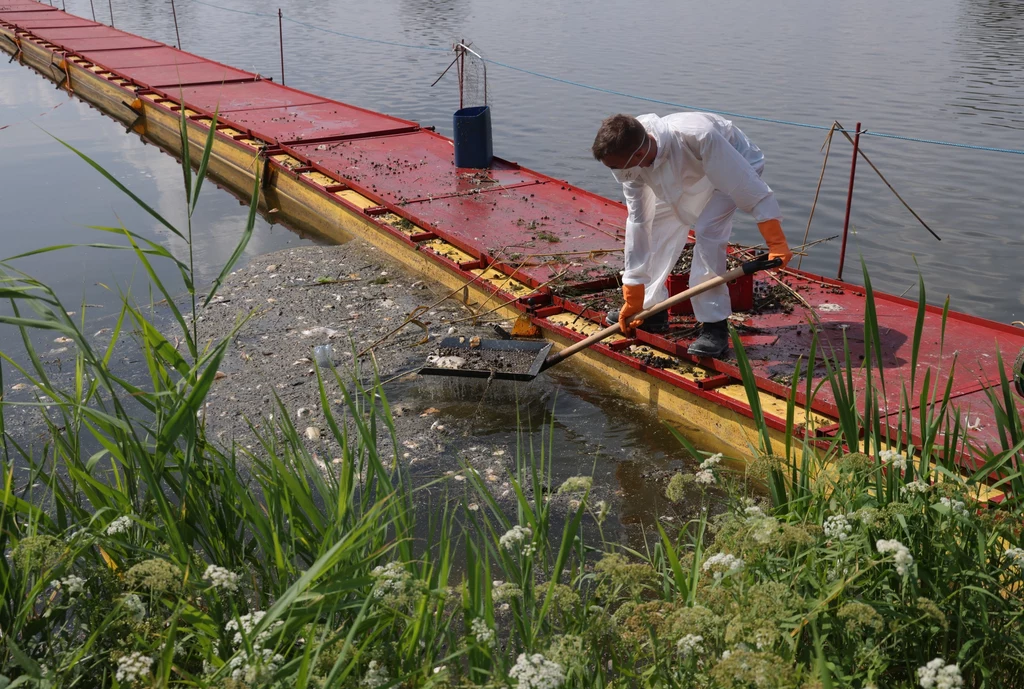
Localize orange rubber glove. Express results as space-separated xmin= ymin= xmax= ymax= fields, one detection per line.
xmin=757 ymin=219 xmax=793 ymax=268
xmin=619 ymin=284 xmax=645 ymax=337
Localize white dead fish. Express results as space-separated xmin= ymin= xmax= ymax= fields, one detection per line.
xmin=426 ymin=355 xmax=466 ymax=370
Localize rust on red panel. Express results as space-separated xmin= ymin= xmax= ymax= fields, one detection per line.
xmin=79 ymin=46 xmax=206 ymax=70
xmin=115 ymin=61 xmax=255 ymax=88
xmin=226 ymin=102 xmax=416 ymax=144
xmin=162 ymin=80 xmax=326 ymax=113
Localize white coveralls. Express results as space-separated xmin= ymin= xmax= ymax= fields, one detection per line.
xmin=613 ymin=112 xmax=782 ymax=323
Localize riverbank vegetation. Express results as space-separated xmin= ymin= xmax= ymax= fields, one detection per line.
xmin=2 ymin=112 xmax=1023 ymax=688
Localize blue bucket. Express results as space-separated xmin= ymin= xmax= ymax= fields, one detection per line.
xmin=453 ymin=105 xmax=493 ymax=169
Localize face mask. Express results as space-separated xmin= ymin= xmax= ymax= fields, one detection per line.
xmin=610 ymin=135 xmax=651 ymax=183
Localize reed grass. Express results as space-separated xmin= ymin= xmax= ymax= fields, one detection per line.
xmin=1 ymin=108 xmax=1023 ymax=687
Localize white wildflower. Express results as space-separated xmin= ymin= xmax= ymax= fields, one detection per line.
xmin=361 ymin=660 xmax=389 ymax=688
xmin=699 ymin=453 xmax=723 ymax=470
xmin=500 ymin=525 xmax=535 ymax=556
xmin=749 ymin=517 xmax=778 ymax=544
xmin=121 ymin=593 xmax=146 ymax=621
xmin=694 ymin=469 xmax=716 ymax=485
xmin=743 ymin=504 xmax=765 ymax=520
xmin=370 ymin=561 xmax=414 ymax=601
xmin=1005 ymin=547 xmax=1024 ymax=568
xmin=115 ymin=652 xmax=153 ymax=684
xmin=824 ymin=514 xmax=853 ymax=541
xmin=228 ymin=647 xmax=285 ymax=685
xmin=225 ymin=611 xmax=282 ymax=647
xmin=879 ymin=449 xmax=907 ymax=471
xmin=939 ymin=497 xmax=968 ymax=516
xmin=677 ymin=633 xmax=704 ymax=658
xmin=106 ymin=515 xmax=132 ymax=536
xmin=917 ymin=657 xmax=963 ymax=689
xmin=470 ymin=617 xmax=496 ymax=647
xmin=877 ymin=539 xmax=914 ymax=576
xmin=509 ymin=652 xmax=565 ymax=689
xmin=702 ymin=552 xmax=744 ymax=581
xmin=902 ymin=480 xmax=930 ymax=497
xmin=203 ymin=564 xmax=241 ymax=592
xmin=57 ymin=574 xmax=86 ymax=597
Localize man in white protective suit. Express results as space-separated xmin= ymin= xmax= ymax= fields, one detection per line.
xmin=591 ymin=112 xmax=793 ymax=358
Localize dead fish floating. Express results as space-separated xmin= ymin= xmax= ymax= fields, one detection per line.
xmin=425 ymin=354 xmax=466 ymax=370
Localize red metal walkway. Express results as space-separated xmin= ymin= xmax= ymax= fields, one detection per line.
xmin=4 ymin=1 xmax=1023 ymax=464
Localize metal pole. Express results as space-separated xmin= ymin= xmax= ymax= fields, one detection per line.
xmin=88 ymin=0 xmax=96 ymax=21
xmin=278 ymin=8 xmax=285 ymax=85
xmin=837 ymin=122 xmax=861 ymax=281
xmin=170 ymin=0 xmax=182 ymax=50
xmin=108 ymin=0 xmax=114 ymax=26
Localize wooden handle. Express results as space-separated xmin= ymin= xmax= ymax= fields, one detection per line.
xmin=540 ymin=263 xmax=750 ymax=371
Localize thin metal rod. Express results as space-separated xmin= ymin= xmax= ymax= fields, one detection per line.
xmin=834 ymin=120 xmax=941 ymax=242
xmin=108 ymin=0 xmax=114 ymax=26
xmin=837 ymin=122 xmax=861 ymax=281
xmin=170 ymin=0 xmax=182 ymax=50
xmin=278 ymin=8 xmax=285 ymax=85
xmin=797 ymin=122 xmax=836 ymax=270
xmin=88 ymin=0 xmax=96 ymax=21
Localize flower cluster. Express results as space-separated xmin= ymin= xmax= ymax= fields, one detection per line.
xmin=57 ymin=574 xmax=86 ymax=597
xmin=879 ymin=449 xmax=907 ymax=471
xmin=115 ymin=652 xmax=153 ymax=684
xmin=470 ymin=617 xmax=496 ymax=647
xmin=1005 ymin=547 xmax=1024 ymax=568
xmin=557 ymin=476 xmax=592 ymax=494
xmin=106 ymin=515 xmax=132 ymax=536
xmin=203 ymin=564 xmax=241 ymax=593
xmin=222 ymin=610 xmax=285 ymax=682
xmin=902 ymin=480 xmax=931 ymax=497
xmin=677 ymin=633 xmax=704 ymax=659
xmin=939 ymin=497 xmax=968 ymax=516
xmin=493 ymin=580 xmax=523 ymax=603
xmin=917 ymin=658 xmax=963 ymax=689
xmin=121 ymin=593 xmax=146 ymax=622
xmin=370 ymin=562 xmax=415 ymax=602
xmin=361 ymin=660 xmax=389 ymax=688
xmin=743 ymin=502 xmax=765 ymax=520
xmin=227 ymin=647 xmax=285 ymax=684
xmin=824 ymin=514 xmax=853 ymax=541
xmin=694 ymin=453 xmax=723 ymax=486
xmin=877 ymin=539 xmax=914 ymax=576
xmin=702 ymin=552 xmax=744 ymax=581
xmin=509 ymin=652 xmax=565 ymax=689
xmin=225 ymin=610 xmax=281 ymax=647
xmin=500 ymin=525 xmax=535 ymax=556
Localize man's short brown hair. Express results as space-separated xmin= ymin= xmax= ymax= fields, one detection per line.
xmin=591 ymin=114 xmax=646 ymax=161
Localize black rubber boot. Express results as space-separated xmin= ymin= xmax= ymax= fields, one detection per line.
xmin=607 ymin=308 xmax=669 ymax=334
xmin=687 ymin=320 xmax=730 ymax=358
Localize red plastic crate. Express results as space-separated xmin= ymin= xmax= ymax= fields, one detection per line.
xmin=665 ymin=246 xmax=753 ymax=315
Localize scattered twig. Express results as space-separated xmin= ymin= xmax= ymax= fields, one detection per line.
xmin=797 ymin=123 xmax=837 ymax=270
xmin=834 ymin=119 xmax=941 ymax=242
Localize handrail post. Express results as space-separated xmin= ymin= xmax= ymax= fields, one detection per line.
xmin=837 ymin=121 xmax=861 ymax=280
xmin=278 ymin=9 xmax=285 ymax=85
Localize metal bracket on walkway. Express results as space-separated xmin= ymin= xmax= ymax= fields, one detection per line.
xmin=120 ymin=99 xmax=145 ymax=135
xmin=56 ymin=58 xmax=73 ymax=95
xmin=3 ymin=34 xmax=22 ymax=63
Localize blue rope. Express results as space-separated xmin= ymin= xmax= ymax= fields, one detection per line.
xmin=186 ymin=0 xmax=1024 ymax=157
